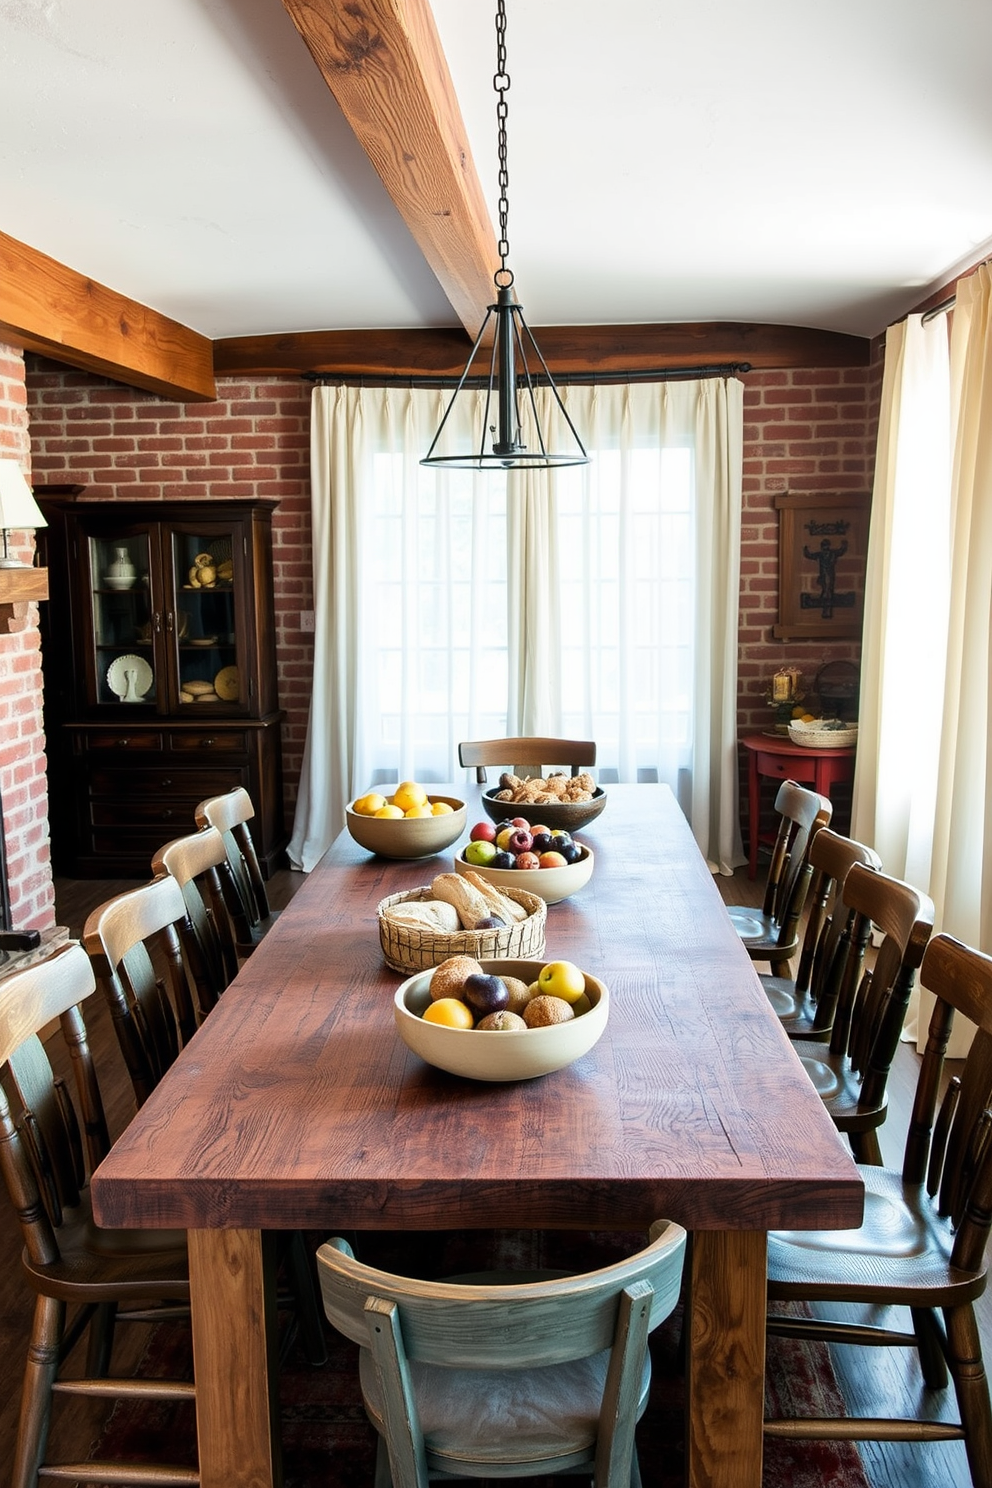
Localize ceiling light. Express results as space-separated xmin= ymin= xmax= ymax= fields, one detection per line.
xmin=421 ymin=0 xmax=588 ymax=473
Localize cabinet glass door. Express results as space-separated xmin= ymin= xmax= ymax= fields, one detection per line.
xmin=171 ymin=528 xmax=240 ymax=708
xmin=89 ymin=533 xmax=156 ymax=705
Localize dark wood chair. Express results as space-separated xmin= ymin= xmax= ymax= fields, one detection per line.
xmin=760 ymin=828 xmax=881 ymax=1041
xmin=724 ymin=779 xmax=833 ymax=977
xmin=0 ymin=941 xmax=193 ymax=1488
xmin=457 ymin=736 xmax=596 ymax=784
xmin=195 ymin=785 xmax=277 ymax=952
xmin=81 ymin=873 xmax=203 ymax=1108
xmin=791 ymin=861 xmax=935 ymax=1164
xmin=84 ymin=867 xmax=327 ymax=1369
xmin=766 ymin=932 xmax=992 ymax=1487
xmin=151 ymin=824 xmax=244 ymax=997
xmin=317 ymin=1218 xmax=686 ymax=1488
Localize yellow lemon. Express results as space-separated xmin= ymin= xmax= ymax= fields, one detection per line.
xmin=392 ymin=780 xmax=428 ymax=812
xmin=404 ymin=805 xmax=433 ymax=818
xmin=791 ymin=705 xmax=806 ymax=719
xmin=374 ymin=804 xmax=405 ymax=819
xmin=431 ymin=801 xmax=454 ymax=816
xmin=423 ymin=997 xmax=474 ymax=1029
xmin=353 ymin=792 xmax=387 ymax=816
xmin=801 ymin=712 xmax=816 ymax=723
xmin=537 ymin=960 xmax=587 ymax=1005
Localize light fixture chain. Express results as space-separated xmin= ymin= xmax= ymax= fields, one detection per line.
xmin=494 ymin=0 xmax=512 ymax=284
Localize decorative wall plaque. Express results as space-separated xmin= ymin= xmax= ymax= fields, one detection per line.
xmin=773 ymin=492 xmax=870 ymax=640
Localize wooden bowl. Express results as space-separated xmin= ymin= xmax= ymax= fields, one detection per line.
xmin=454 ymin=843 xmax=594 ymax=905
xmin=345 ymin=796 xmax=467 ymax=859
xmin=394 ymin=959 xmax=609 ymax=1081
xmin=480 ymin=787 xmax=607 ymax=833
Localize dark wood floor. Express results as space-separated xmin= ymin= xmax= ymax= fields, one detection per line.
xmin=0 ymin=867 xmax=984 ymax=1486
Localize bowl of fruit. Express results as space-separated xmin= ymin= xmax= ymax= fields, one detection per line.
xmin=394 ymin=956 xmax=609 ymax=1081
xmin=479 ymin=776 xmax=607 ymax=833
xmin=454 ymin=818 xmax=594 ymax=904
xmin=347 ymin=781 xmax=467 ymax=859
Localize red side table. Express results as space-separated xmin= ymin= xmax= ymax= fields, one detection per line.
xmin=740 ymin=732 xmax=857 ymax=879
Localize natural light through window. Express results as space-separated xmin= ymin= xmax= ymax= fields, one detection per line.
xmin=558 ymin=446 xmax=694 ymax=785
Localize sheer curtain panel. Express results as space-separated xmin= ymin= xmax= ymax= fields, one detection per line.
xmin=288 ymin=379 xmax=744 ymax=874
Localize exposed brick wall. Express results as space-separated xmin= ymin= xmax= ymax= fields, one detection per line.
xmin=25 ymin=352 xmax=883 ymax=857
xmin=26 ymin=360 xmax=316 ymax=830
xmin=0 ymin=344 xmax=54 ymax=930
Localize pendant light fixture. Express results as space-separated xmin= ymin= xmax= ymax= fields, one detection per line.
xmin=421 ymin=0 xmax=588 ymax=472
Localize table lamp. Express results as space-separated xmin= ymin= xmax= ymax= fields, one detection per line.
xmin=0 ymin=460 xmax=47 ymax=568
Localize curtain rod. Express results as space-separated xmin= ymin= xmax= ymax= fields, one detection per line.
xmin=302 ymin=362 xmax=751 ymax=388
xmin=921 ymin=295 xmax=956 ymax=324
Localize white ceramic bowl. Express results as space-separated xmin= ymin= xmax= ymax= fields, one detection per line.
xmin=345 ymin=796 xmax=467 ymax=859
xmin=454 ymin=843 xmax=594 ymax=904
xmin=394 ymin=958 xmax=609 ymax=1081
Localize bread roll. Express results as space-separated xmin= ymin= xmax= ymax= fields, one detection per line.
xmin=383 ymin=900 xmax=461 ymax=934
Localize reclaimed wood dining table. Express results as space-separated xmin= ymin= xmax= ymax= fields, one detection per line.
xmin=91 ymin=783 xmax=864 ymax=1488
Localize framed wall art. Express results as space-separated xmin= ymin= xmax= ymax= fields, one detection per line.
xmin=773 ymin=491 xmax=871 ymax=641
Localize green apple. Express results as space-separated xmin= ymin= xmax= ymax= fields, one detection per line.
xmin=464 ymin=839 xmax=498 ymax=867
xmin=537 ymin=960 xmax=586 ymax=1004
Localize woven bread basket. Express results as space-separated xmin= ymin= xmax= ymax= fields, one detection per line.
xmin=378 ymin=886 xmax=547 ymax=974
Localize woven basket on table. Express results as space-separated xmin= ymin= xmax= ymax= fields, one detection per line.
xmin=787 ymin=721 xmax=859 ymax=749
xmin=378 ymin=886 xmax=547 ymax=974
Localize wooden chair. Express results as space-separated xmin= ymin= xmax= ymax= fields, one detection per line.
xmin=84 ymin=867 xmax=327 ymax=1368
xmin=195 ymin=785 xmax=277 ymax=951
xmin=81 ymin=873 xmax=203 ymax=1108
xmin=457 ymin=736 xmax=597 ymax=785
xmin=791 ymin=861 xmax=935 ymax=1164
xmin=760 ymin=828 xmax=881 ymax=1041
xmin=766 ymin=933 xmax=992 ymax=1487
xmin=0 ymin=941 xmax=193 ymax=1488
xmin=724 ymin=780 xmax=833 ymax=977
xmin=317 ymin=1218 xmax=686 ymax=1488
xmin=151 ymin=824 xmax=243 ymax=999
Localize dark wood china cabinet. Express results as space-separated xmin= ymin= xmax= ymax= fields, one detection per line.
xmin=39 ymin=494 xmax=285 ymax=878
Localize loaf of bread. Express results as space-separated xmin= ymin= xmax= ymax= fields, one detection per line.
xmin=458 ymin=869 xmax=528 ymax=923
xmin=430 ymin=873 xmax=492 ymax=930
xmin=382 ymin=900 xmax=461 ymax=934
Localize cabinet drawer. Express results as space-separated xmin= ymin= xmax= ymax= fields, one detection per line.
xmin=755 ymin=751 xmax=815 ymax=783
xmin=88 ymin=766 xmax=245 ymax=798
xmin=74 ymin=730 xmax=164 ymax=753
xmin=167 ymin=730 xmax=248 ymax=754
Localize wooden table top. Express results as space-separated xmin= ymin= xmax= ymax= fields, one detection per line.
xmin=91 ymin=785 xmax=863 ymax=1236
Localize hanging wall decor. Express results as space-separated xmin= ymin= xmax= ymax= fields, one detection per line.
xmin=773 ymin=491 xmax=871 ymax=640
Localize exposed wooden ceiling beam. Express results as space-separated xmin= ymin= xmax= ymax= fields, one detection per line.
xmin=280 ymin=0 xmax=499 ymax=338
xmin=0 ymin=230 xmax=216 ymax=402
xmin=213 ymin=322 xmax=871 ymax=378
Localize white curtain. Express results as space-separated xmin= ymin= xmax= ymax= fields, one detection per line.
xmin=853 ymin=267 xmax=992 ymax=1054
xmin=287 ymin=379 xmax=744 ymax=874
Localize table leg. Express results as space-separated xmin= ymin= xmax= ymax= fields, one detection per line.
xmin=189 ymin=1228 xmax=282 ymax=1488
xmin=747 ymin=752 xmax=760 ymax=879
xmin=685 ymin=1230 xmax=767 ymax=1488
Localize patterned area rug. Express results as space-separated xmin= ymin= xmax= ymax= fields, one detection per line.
xmin=91 ymin=1229 xmax=871 ymax=1488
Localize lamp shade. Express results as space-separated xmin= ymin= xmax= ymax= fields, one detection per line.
xmin=0 ymin=462 xmax=46 ymax=568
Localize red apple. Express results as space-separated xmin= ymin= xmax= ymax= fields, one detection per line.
xmin=515 ymin=850 xmax=541 ymax=870
xmin=537 ymin=851 xmax=567 ymax=869
xmin=509 ymin=817 xmax=531 ymax=829
xmin=469 ymin=820 xmax=497 ymax=842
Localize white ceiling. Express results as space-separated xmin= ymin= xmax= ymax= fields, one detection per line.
xmin=2 ymin=0 xmax=991 ymax=343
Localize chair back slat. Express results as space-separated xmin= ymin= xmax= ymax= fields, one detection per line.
xmin=797 ymin=830 xmax=881 ymax=1014
xmin=318 ymin=1221 xmax=684 ymax=1370
xmin=457 ymin=737 xmax=596 ymax=785
xmin=83 ymin=875 xmax=202 ymax=1108
xmin=759 ymin=781 xmax=832 ymax=940
xmin=196 ymin=787 xmax=272 ymax=928
xmin=153 ymin=826 xmax=242 ymax=999
xmin=0 ymin=944 xmax=105 ymax=1261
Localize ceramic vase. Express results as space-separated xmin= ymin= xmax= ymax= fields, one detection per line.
xmin=105 ymin=547 xmax=137 ymax=590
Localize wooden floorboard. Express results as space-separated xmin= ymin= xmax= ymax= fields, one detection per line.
xmin=0 ymin=866 xmax=984 ymax=1486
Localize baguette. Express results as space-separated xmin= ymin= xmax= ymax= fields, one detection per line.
xmin=430 ymin=873 xmax=492 ymax=930
xmin=459 ymin=869 xmax=527 ymax=923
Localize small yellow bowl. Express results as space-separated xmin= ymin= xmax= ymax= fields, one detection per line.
xmin=394 ymin=959 xmax=609 ymax=1081
xmin=346 ymin=796 xmax=467 ymax=859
